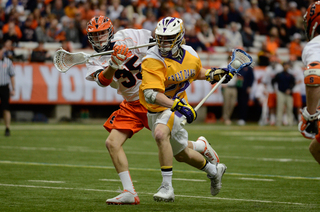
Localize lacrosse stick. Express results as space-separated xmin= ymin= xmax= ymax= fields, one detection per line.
xmin=181 ymin=48 xmax=253 ymax=126
xmin=53 ymin=42 xmax=156 ymax=73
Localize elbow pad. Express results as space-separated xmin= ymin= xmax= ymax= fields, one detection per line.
xmin=144 ymin=89 xmax=158 ymax=104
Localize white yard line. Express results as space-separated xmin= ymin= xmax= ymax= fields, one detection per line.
xmin=238 ymin=178 xmax=275 ymax=182
xmin=1 ymin=160 xmax=320 ymax=181
xmin=172 ymin=178 xmax=206 ymax=182
xmin=0 ymin=183 xmax=314 ymax=206
xmin=99 ymin=179 xmax=137 ymax=182
xmin=28 ymin=180 xmax=65 ymax=183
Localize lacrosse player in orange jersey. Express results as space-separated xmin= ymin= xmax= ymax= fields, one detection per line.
xmin=85 ymin=16 xmax=221 ymax=205
xmin=299 ymin=1 xmax=320 ymax=164
xmin=139 ymin=17 xmax=234 ymax=202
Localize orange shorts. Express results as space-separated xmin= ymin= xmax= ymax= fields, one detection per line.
xmin=104 ymin=100 xmax=150 ymax=138
xmin=292 ymin=92 xmax=302 ymax=108
xmin=267 ymin=93 xmax=276 ymax=108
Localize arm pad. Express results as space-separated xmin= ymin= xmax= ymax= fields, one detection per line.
xmin=144 ymin=89 xmax=158 ymax=104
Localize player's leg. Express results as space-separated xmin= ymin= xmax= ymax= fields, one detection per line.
xmin=276 ymin=91 xmax=285 ymax=126
xmin=188 ymin=136 xmax=219 ymax=165
xmin=174 ymin=147 xmax=226 ymax=196
xmin=309 ymin=138 xmax=320 ymax=164
xmin=152 ymin=123 xmax=175 ymax=202
xmin=105 ymin=129 xmax=140 ymax=205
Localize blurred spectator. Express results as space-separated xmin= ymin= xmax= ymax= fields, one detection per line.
xmin=270 ymin=16 xmax=289 ymax=47
xmin=65 ymin=19 xmax=80 ymax=43
xmin=274 ymin=0 xmax=287 ymax=19
xmin=185 ymin=27 xmax=206 ymax=51
xmin=236 ymin=65 xmax=254 ymax=126
xmin=5 ymin=0 xmax=25 ymax=22
xmin=47 ymin=18 xmax=66 ymax=42
xmin=107 ymin=0 xmax=124 ymax=21
xmin=118 ymin=8 xmax=130 ymax=28
xmin=79 ymin=19 xmax=89 ymax=48
xmin=218 ymin=5 xmax=230 ymax=28
xmin=212 ymin=25 xmax=226 ymax=47
xmin=21 ymin=16 xmax=37 ymax=42
xmin=272 ymin=61 xmax=295 ymax=126
xmin=228 ymin=0 xmax=242 ymax=24
xmin=257 ymin=42 xmax=271 ymax=66
xmin=254 ymin=77 xmax=269 ymax=126
xmin=2 ymin=21 xmax=20 ymax=46
xmin=197 ymin=21 xmax=215 ymax=52
xmin=265 ymin=27 xmax=280 ymax=55
xmin=78 ymin=1 xmax=95 ymax=21
xmin=199 ymin=1 xmax=210 ymax=19
xmin=142 ymin=0 xmax=159 ymax=17
xmin=64 ymin=0 xmax=78 ymax=18
xmin=51 ymin=0 xmax=65 ymax=21
xmin=30 ymin=41 xmax=51 ymax=62
xmin=204 ymin=7 xmax=218 ymax=28
xmin=3 ymin=39 xmax=23 ymax=61
xmin=182 ymin=5 xmax=201 ymax=31
xmin=234 ymin=0 xmax=251 ymax=15
xmin=60 ymin=40 xmax=72 ymax=52
xmin=286 ymin=1 xmax=302 ymax=35
xmin=288 ymin=33 xmax=303 ymax=61
xmin=241 ymin=24 xmax=255 ymax=49
xmin=262 ymin=56 xmax=283 ymax=125
xmin=142 ymin=12 xmax=157 ymax=33
xmin=225 ymin=22 xmax=243 ymax=51
xmin=35 ymin=17 xmax=51 ymax=43
xmin=221 ymin=55 xmax=238 ymax=125
xmin=245 ymin=0 xmax=264 ymax=32
xmin=288 ymin=56 xmax=304 ymax=123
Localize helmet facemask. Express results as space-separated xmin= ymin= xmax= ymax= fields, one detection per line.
xmin=155 ymin=17 xmax=185 ymax=58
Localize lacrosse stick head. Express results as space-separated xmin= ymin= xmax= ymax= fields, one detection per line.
xmin=227 ymin=49 xmax=253 ymax=75
xmin=53 ymin=49 xmax=90 ymax=73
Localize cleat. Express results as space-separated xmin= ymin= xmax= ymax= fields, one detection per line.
xmin=207 ymin=163 xmax=227 ymax=196
xmin=198 ymin=136 xmax=219 ymax=165
xmin=106 ymin=190 xmax=140 ymax=205
xmin=153 ymin=183 xmax=174 ymax=202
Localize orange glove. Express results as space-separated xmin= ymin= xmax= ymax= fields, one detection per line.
xmin=108 ymin=44 xmax=132 ymax=70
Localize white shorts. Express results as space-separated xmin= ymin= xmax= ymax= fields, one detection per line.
xmin=147 ymin=109 xmax=188 ymax=156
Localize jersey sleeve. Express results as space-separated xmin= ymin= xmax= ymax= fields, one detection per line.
xmin=85 ymin=59 xmax=104 ymax=81
xmin=140 ymin=58 xmax=167 ymax=93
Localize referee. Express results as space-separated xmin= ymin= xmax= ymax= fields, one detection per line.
xmin=0 ymin=44 xmax=15 ymax=136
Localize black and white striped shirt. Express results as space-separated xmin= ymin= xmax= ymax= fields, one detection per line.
xmin=0 ymin=57 xmax=15 ymax=86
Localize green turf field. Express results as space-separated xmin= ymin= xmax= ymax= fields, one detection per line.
xmin=0 ymin=123 xmax=319 ymax=212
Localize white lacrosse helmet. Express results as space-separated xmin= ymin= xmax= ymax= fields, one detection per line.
xmin=155 ymin=17 xmax=185 ymax=57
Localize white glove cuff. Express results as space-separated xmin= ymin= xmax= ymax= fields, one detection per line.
xmin=108 ymin=59 xmax=120 ymax=70
xmin=302 ymin=107 xmax=320 ymax=121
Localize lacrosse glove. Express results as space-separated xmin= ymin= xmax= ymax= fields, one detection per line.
xmin=298 ymin=107 xmax=320 ymax=139
xmin=205 ymin=68 xmax=234 ymax=84
xmin=108 ymin=44 xmax=133 ymax=70
xmin=171 ymin=98 xmax=197 ymax=124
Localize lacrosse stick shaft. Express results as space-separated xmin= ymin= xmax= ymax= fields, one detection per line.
xmin=90 ymin=42 xmax=156 ymax=58
xmin=181 ymin=75 xmax=226 ymax=126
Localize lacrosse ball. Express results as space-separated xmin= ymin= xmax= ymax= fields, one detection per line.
xmin=232 ymin=60 xmax=241 ymax=69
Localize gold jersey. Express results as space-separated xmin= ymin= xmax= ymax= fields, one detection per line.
xmin=139 ymin=45 xmax=202 ymax=112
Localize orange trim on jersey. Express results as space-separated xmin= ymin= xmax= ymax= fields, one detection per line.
xmin=98 ymin=72 xmax=112 ymax=86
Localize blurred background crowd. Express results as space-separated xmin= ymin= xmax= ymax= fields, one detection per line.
xmin=0 ymin=0 xmax=313 ymax=126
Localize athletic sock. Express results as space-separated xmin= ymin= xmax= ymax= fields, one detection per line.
xmin=201 ymin=159 xmax=217 ymax=176
xmin=118 ymin=171 xmax=135 ymax=193
xmin=190 ymin=139 xmax=206 ymax=153
xmin=161 ymin=166 xmax=173 ymax=187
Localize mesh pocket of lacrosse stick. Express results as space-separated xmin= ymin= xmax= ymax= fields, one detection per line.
xmin=227 ymin=49 xmax=253 ymax=75
xmin=53 ymin=49 xmax=90 ymax=73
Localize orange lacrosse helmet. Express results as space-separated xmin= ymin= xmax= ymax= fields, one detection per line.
xmin=87 ymin=16 xmax=114 ymax=52
xmin=304 ymin=1 xmax=320 ymax=40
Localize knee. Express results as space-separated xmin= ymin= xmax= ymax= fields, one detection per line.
xmin=154 ymin=129 xmax=167 ymax=144
xmin=105 ymin=137 xmax=119 ymax=151
xmin=174 ymin=151 xmax=188 ymax=163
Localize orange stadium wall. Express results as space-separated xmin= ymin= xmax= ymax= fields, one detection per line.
xmin=10 ymin=63 xmax=271 ymax=106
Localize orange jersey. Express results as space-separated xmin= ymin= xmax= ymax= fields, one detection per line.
xmin=139 ymin=45 xmax=202 ymax=112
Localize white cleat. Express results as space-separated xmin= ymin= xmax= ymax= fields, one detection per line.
xmin=207 ymin=163 xmax=227 ymax=196
xmin=153 ymin=183 xmax=175 ymax=202
xmin=106 ymin=190 xmax=140 ymax=205
xmin=198 ymin=136 xmax=220 ymax=165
